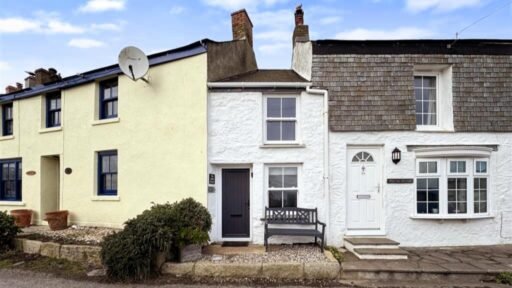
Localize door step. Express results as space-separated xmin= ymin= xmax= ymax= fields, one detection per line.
xmin=344 ymin=237 xmax=408 ymax=260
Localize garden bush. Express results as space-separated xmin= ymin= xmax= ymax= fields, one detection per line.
xmin=0 ymin=211 xmax=20 ymax=253
xmin=101 ymin=198 xmax=211 ymax=281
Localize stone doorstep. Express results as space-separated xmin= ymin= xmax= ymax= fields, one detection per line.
xmin=354 ymin=248 xmax=409 ymax=256
xmin=344 ymin=237 xmax=400 ymax=246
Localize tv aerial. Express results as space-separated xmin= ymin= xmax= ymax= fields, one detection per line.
xmin=118 ymin=46 xmax=149 ymax=83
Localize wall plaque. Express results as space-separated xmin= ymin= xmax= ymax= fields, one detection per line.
xmin=387 ymin=178 xmax=414 ymax=184
xmin=65 ymin=168 xmax=73 ymax=175
xmin=209 ymin=174 xmax=215 ymax=185
xmin=26 ymin=171 xmax=36 ymax=176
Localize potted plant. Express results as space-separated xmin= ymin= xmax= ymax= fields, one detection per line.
xmin=10 ymin=209 xmax=32 ymax=228
xmin=44 ymin=210 xmax=69 ymax=231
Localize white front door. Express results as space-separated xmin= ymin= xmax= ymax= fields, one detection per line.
xmin=347 ymin=148 xmax=383 ymax=231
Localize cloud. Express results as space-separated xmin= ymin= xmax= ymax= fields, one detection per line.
xmin=0 ymin=18 xmax=40 ymax=33
xmin=202 ymin=0 xmax=288 ymax=11
xmin=68 ymin=38 xmax=105 ymax=48
xmin=258 ymin=42 xmax=290 ymax=55
xmin=46 ymin=20 xmax=85 ymax=34
xmin=335 ymin=27 xmax=435 ymax=39
xmin=79 ymin=0 xmax=125 ymax=13
xmin=406 ymin=0 xmax=482 ymax=12
xmin=90 ymin=22 xmax=123 ymax=31
xmin=0 ymin=61 xmax=11 ymax=71
xmin=319 ymin=16 xmax=342 ymax=25
xmin=169 ymin=5 xmax=185 ymax=15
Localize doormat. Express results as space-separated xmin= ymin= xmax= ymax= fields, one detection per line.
xmin=222 ymin=241 xmax=249 ymax=247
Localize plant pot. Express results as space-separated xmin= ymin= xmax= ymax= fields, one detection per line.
xmin=10 ymin=209 xmax=32 ymax=228
xmin=44 ymin=210 xmax=69 ymax=231
xmin=179 ymin=244 xmax=202 ymax=263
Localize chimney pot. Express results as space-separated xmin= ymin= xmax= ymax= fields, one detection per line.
xmin=292 ymin=5 xmax=309 ymax=46
xmin=295 ymin=5 xmax=304 ymax=26
xmin=16 ymin=82 xmax=23 ymax=90
xmin=5 ymin=85 xmax=17 ymax=94
xmin=231 ymin=9 xmax=253 ymax=47
xmin=25 ymin=76 xmax=36 ymax=88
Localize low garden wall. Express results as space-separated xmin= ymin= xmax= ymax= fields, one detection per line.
xmin=15 ymin=238 xmax=102 ymax=268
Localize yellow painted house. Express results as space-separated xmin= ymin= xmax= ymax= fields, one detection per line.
xmin=0 ymin=11 xmax=258 ymax=227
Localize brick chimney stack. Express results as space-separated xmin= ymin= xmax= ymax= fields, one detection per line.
xmin=5 ymin=85 xmax=18 ymax=94
xmin=231 ymin=9 xmax=253 ymax=47
xmin=292 ymin=5 xmax=309 ymax=46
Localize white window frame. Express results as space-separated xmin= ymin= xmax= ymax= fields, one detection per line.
xmin=414 ymin=72 xmax=440 ymax=130
xmin=265 ymin=164 xmax=300 ymax=208
xmin=263 ymin=95 xmax=300 ymax=145
xmin=414 ymin=158 xmax=491 ymax=219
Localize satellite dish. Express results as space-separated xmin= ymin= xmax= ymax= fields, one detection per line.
xmin=118 ymin=46 xmax=149 ymax=83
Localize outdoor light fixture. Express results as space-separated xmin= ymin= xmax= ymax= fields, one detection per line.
xmin=392 ymin=147 xmax=401 ymax=164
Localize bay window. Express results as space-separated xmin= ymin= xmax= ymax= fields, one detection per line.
xmin=415 ymin=158 xmax=490 ymax=218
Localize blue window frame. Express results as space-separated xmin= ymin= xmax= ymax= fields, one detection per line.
xmin=98 ymin=151 xmax=117 ymax=196
xmin=0 ymin=159 xmax=22 ymax=201
xmin=99 ymin=79 xmax=118 ymax=119
xmin=46 ymin=92 xmax=61 ymax=128
xmin=2 ymin=103 xmax=13 ymax=136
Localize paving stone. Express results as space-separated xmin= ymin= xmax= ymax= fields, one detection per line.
xmin=161 ymin=262 xmax=195 ymax=276
xmin=40 ymin=242 xmax=60 ymax=258
xmin=23 ymin=240 xmax=42 ymax=254
xmin=194 ymin=262 xmax=262 ymax=278
xmin=262 ymin=262 xmax=303 ymax=279
xmin=469 ymin=262 xmax=511 ymax=273
xmin=438 ymin=263 xmax=482 ymax=273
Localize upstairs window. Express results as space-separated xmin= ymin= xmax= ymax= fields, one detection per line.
xmin=98 ymin=151 xmax=118 ymax=196
xmin=264 ymin=96 xmax=297 ymax=143
xmin=267 ymin=166 xmax=298 ymax=208
xmin=2 ymin=103 xmax=13 ymax=136
xmin=0 ymin=159 xmax=22 ymax=201
xmin=414 ymin=75 xmax=437 ymax=126
xmin=46 ymin=92 xmax=61 ymax=128
xmin=99 ymin=79 xmax=118 ymax=120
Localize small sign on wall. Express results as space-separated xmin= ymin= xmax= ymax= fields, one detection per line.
xmin=26 ymin=171 xmax=36 ymax=176
xmin=387 ymin=178 xmax=414 ymax=184
xmin=209 ymin=174 xmax=215 ymax=185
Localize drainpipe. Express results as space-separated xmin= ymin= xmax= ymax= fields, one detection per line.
xmin=306 ymin=86 xmax=330 ymax=244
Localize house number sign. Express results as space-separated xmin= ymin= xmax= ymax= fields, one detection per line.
xmin=387 ymin=178 xmax=414 ymax=184
xmin=209 ymin=174 xmax=215 ymax=185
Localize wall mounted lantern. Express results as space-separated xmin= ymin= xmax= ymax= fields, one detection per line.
xmin=392 ymin=147 xmax=401 ymax=164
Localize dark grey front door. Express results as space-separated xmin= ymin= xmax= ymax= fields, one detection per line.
xmin=222 ymin=169 xmax=250 ymax=238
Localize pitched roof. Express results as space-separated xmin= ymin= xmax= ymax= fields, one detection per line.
xmin=0 ymin=40 xmax=208 ymax=103
xmin=214 ymin=69 xmax=308 ymax=83
xmin=313 ymin=39 xmax=512 ymax=55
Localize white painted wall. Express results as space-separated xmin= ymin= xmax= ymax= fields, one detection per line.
xmin=329 ymin=132 xmax=512 ymax=247
xmin=207 ymin=90 xmax=326 ymax=244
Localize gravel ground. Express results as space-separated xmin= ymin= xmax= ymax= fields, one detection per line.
xmin=22 ymin=225 xmax=120 ymax=245
xmin=202 ymin=244 xmax=327 ymax=263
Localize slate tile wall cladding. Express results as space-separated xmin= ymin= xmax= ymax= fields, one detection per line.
xmin=312 ymin=54 xmax=512 ymax=132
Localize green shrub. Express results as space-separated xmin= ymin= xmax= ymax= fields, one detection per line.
xmin=100 ymin=198 xmax=211 ymax=281
xmin=0 ymin=211 xmax=20 ymax=253
xmin=497 ymin=272 xmax=512 ymax=285
xmin=326 ymin=246 xmax=344 ymax=264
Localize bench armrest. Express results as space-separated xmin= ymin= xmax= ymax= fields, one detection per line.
xmin=317 ymin=220 xmax=326 ymax=227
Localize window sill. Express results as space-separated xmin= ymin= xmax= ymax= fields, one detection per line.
xmin=260 ymin=143 xmax=306 ymax=149
xmin=410 ymin=214 xmax=494 ymax=221
xmin=39 ymin=126 xmax=62 ymax=134
xmin=91 ymin=196 xmax=120 ymax=202
xmin=416 ymin=126 xmax=454 ymax=133
xmin=92 ymin=117 xmax=120 ymax=126
xmin=0 ymin=135 xmax=14 ymax=141
xmin=0 ymin=201 xmax=25 ymax=206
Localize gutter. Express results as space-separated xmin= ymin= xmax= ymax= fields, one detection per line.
xmin=306 ymin=86 xmax=330 ymax=245
xmin=208 ymin=82 xmax=312 ymax=88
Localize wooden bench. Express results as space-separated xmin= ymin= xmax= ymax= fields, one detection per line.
xmin=263 ymin=207 xmax=326 ymax=252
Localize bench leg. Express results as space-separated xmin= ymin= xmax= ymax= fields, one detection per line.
xmin=315 ymin=236 xmax=317 ymax=246
xmin=264 ymin=236 xmax=268 ymax=252
xmin=321 ymin=236 xmax=324 ymax=252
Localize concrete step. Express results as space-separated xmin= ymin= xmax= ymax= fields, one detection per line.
xmin=344 ymin=237 xmax=399 ymax=246
xmin=353 ymin=248 xmax=409 ymax=260
xmin=344 ymin=237 xmax=406 ymax=260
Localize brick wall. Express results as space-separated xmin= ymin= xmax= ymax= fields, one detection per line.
xmin=312 ymin=54 xmax=512 ymax=132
